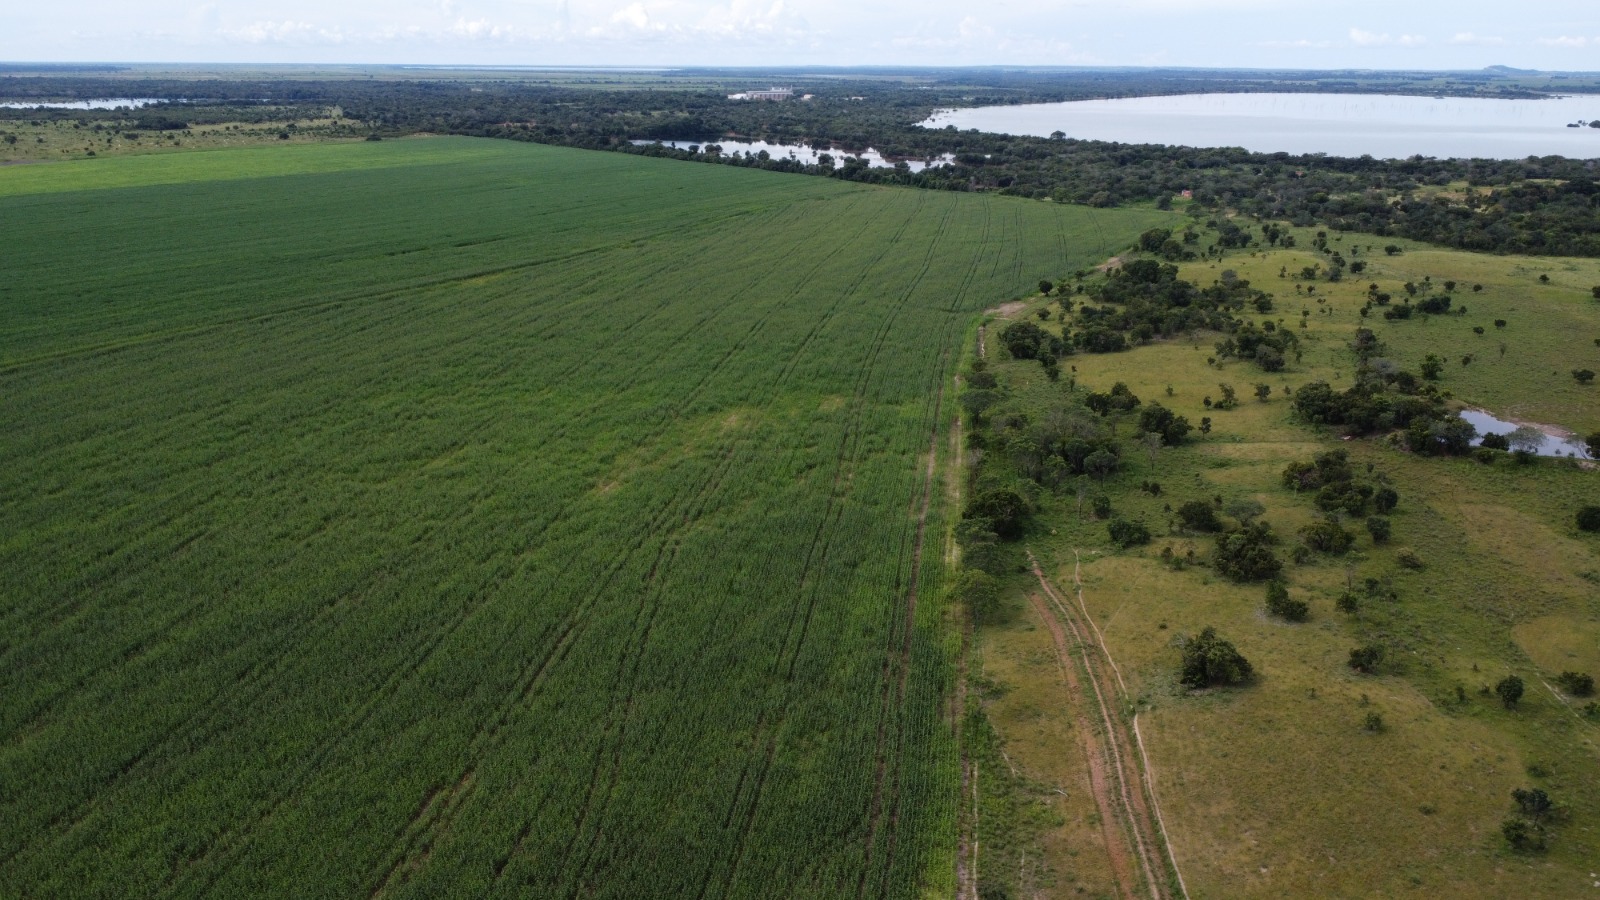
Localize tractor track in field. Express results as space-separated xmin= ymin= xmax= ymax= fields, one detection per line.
xmin=1025 ymin=548 xmax=1185 ymax=900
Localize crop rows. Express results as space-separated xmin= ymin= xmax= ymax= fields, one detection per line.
xmin=0 ymin=138 xmax=1168 ymax=898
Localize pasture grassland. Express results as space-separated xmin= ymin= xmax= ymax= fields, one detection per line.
xmin=976 ymin=235 xmax=1600 ymax=898
xmin=0 ymin=115 xmax=358 ymax=164
xmin=0 ymin=137 xmax=1170 ymax=898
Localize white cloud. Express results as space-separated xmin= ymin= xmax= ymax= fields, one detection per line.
xmin=223 ymin=20 xmax=346 ymax=44
xmin=1348 ymin=27 xmax=1426 ymax=47
xmin=1258 ymin=38 xmax=1333 ymax=48
xmin=1537 ymin=35 xmax=1594 ymax=47
xmin=1447 ymin=32 xmax=1504 ymax=45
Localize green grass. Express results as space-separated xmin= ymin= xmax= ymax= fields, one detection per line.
xmin=971 ymin=234 xmax=1600 ymax=898
xmin=0 ymin=137 xmax=1170 ymax=898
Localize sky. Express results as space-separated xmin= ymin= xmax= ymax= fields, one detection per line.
xmin=5 ymin=1 xmax=1600 ymax=70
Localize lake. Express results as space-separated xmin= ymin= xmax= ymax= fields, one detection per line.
xmin=1457 ymin=408 xmax=1593 ymax=459
xmin=631 ymin=139 xmax=953 ymax=172
xmin=0 ymin=98 xmax=169 ymax=110
xmin=921 ymin=92 xmax=1600 ymax=160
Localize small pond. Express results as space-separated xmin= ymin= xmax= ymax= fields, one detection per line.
xmin=0 ymin=99 xmax=170 ymax=110
xmin=631 ymin=139 xmax=953 ymax=172
xmin=1457 ymin=409 xmax=1592 ymax=459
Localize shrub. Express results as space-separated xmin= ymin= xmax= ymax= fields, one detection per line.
xmin=1502 ymin=817 xmax=1547 ymax=853
xmin=1213 ymin=523 xmax=1282 ymax=581
xmin=1265 ymin=581 xmax=1309 ymax=621
xmin=1300 ymin=518 xmax=1354 ymax=554
xmin=1090 ymin=494 xmax=1112 ymax=520
xmin=1363 ymin=711 xmax=1384 ymax=733
xmin=1336 ymin=592 xmax=1360 ymax=615
xmin=1180 ymin=626 xmax=1254 ymax=688
xmin=1365 ymin=516 xmax=1392 ymax=544
xmin=1348 ymin=644 xmax=1385 ymax=674
xmin=1496 ymin=674 xmax=1525 ymax=708
xmin=965 ymin=489 xmax=1030 ymax=539
xmin=952 ymin=570 xmax=1001 ymax=625
xmin=1176 ymin=500 xmax=1223 ymax=532
xmin=1512 ymin=787 xmax=1553 ymax=821
xmin=1138 ymin=402 xmax=1192 ymax=445
xmin=1579 ymin=506 xmax=1600 ymax=533
xmin=1395 ymin=547 xmax=1423 ymax=569
xmin=1107 ymin=518 xmax=1152 ymax=549
xmin=1556 ymin=671 xmax=1595 ymax=696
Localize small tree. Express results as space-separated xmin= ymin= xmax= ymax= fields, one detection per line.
xmin=1179 ymin=626 xmax=1254 ymax=687
xmin=1496 ymin=674 xmax=1525 ymax=708
xmin=1585 ymin=431 xmax=1600 ymax=459
xmin=1573 ymin=369 xmax=1596 ymax=385
xmin=1577 ymin=506 xmax=1600 ymax=533
xmin=1253 ymin=382 xmax=1272 ymax=402
xmin=1214 ymin=383 xmax=1239 ymax=410
xmin=1225 ymin=498 xmax=1265 ymax=526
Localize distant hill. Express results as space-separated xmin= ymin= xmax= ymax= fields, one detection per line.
xmin=1485 ymin=64 xmax=1540 ymax=75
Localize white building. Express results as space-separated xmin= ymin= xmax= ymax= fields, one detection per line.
xmin=728 ymin=87 xmax=794 ymax=101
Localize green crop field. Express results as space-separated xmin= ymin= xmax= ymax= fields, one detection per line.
xmin=0 ymin=137 xmax=1169 ymax=898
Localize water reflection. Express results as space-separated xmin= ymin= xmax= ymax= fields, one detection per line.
xmin=1457 ymin=408 xmax=1592 ymax=458
xmin=631 ymin=139 xmax=953 ymax=172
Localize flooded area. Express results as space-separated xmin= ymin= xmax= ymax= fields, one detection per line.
xmin=0 ymin=99 xmax=170 ymax=110
xmin=1457 ymin=408 xmax=1593 ymax=459
xmin=921 ymin=92 xmax=1600 ymax=160
xmin=631 ymin=139 xmax=953 ymax=172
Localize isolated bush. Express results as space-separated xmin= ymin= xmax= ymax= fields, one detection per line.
xmin=1348 ymin=644 xmax=1385 ymax=674
xmin=1577 ymin=506 xmax=1600 ymax=533
xmin=1365 ymin=516 xmax=1392 ymax=544
xmin=952 ymin=569 xmax=1001 ymax=625
xmin=1502 ymin=817 xmax=1547 ymax=853
xmin=1300 ymin=518 xmax=1354 ymax=554
xmin=1265 ymin=581 xmax=1309 ymax=622
xmin=1496 ymin=675 xmax=1525 ymax=708
xmin=1395 ymin=547 xmax=1423 ymax=569
xmin=1363 ymin=711 xmax=1385 ymax=733
xmin=965 ymin=489 xmax=1029 ymax=539
xmin=1138 ymin=403 xmax=1192 ymax=445
xmin=1556 ymin=671 xmax=1595 ymax=696
xmin=1213 ymin=523 xmax=1282 ymax=581
xmin=1176 ymin=500 xmax=1222 ymax=533
xmin=1091 ymin=494 xmax=1113 ymax=520
xmin=1107 ymin=518 xmax=1151 ymax=549
xmin=1179 ymin=626 xmax=1254 ymax=688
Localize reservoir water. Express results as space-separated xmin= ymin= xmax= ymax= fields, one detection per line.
xmin=631 ymin=139 xmax=953 ymax=172
xmin=1457 ymin=408 xmax=1593 ymax=459
xmin=0 ymin=99 xmax=168 ymax=110
xmin=921 ymin=92 xmax=1600 ymax=160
